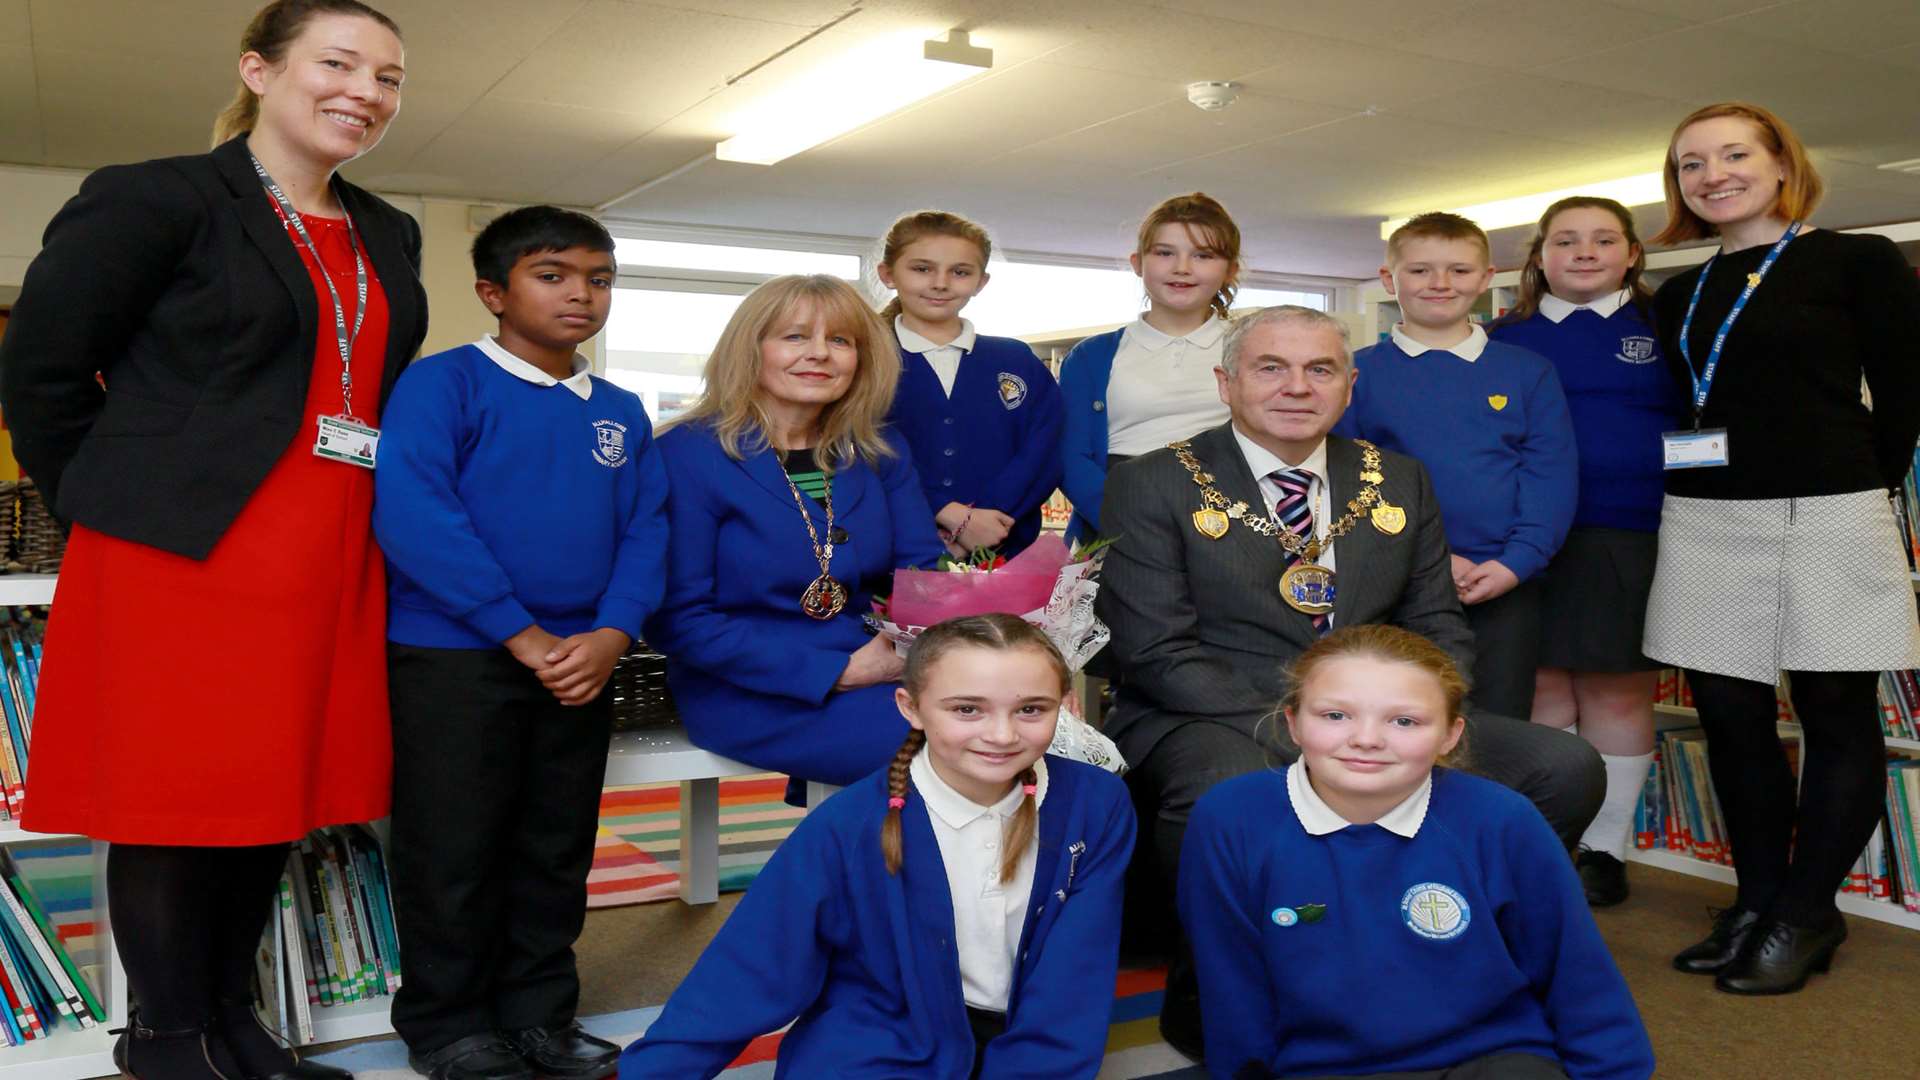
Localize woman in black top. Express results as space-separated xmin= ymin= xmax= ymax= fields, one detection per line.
xmin=1643 ymin=102 xmax=1920 ymax=995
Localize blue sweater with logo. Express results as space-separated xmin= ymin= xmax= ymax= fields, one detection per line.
xmin=373 ymin=344 xmax=668 ymax=649
xmin=1489 ymin=305 xmax=1684 ymax=533
xmin=1180 ymin=767 xmax=1653 ymax=1080
xmin=886 ymin=334 xmax=1063 ymax=555
xmin=1333 ymin=337 xmax=1576 ymax=581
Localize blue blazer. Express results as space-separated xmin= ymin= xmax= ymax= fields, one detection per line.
xmin=644 ymin=421 xmax=946 ymax=783
xmin=1055 ymin=329 xmax=1124 ymax=541
xmin=887 ymin=335 xmax=1064 ymax=555
xmin=619 ymin=757 xmax=1137 ymax=1079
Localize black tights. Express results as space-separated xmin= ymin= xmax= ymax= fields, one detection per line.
xmin=1687 ymin=668 xmax=1885 ymax=923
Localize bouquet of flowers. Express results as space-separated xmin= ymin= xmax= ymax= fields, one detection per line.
xmin=867 ymin=534 xmax=1124 ymax=772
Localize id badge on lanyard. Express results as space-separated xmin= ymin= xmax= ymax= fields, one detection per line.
xmin=1665 ymin=221 xmax=1800 ymax=471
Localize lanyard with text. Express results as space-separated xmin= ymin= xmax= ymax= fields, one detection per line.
xmin=249 ymin=153 xmax=380 ymax=470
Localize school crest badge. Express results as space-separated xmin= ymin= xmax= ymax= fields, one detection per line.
xmin=592 ymin=419 xmax=629 ymax=467
xmin=1487 ymin=394 xmax=1508 ymax=412
xmin=1401 ymin=882 xmax=1470 ymax=941
xmin=1193 ymin=508 xmax=1230 ymax=539
xmin=1616 ymin=336 xmax=1658 ymax=364
xmin=998 ymin=372 xmax=1028 ymax=410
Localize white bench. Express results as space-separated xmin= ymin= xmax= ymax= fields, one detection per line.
xmin=603 ymin=728 xmax=839 ymax=905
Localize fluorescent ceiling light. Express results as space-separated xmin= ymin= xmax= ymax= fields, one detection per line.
xmin=716 ymin=29 xmax=992 ymax=166
xmin=1379 ymin=171 xmax=1667 ymax=239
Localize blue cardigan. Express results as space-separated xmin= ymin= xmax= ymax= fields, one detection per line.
xmin=619 ymin=757 xmax=1137 ymax=1079
xmin=642 ymin=421 xmax=946 ymax=785
xmin=1055 ymin=329 xmax=1125 ymax=540
xmin=887 ymin=334 xmax=1064 ymax=555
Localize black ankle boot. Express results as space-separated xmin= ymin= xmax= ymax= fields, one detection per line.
xmin=1576 ymin=848 xmax=1629 ymax=907
xmin=1672 ymin=905 xmax=1762 ymax=975
xmin=1714 ymin=911 xmax=1848 ymax=995
xmin=111 ymin=1012 xmax=231 ymax=1080
xmin=210 ymin=999 xmax=352 ymax=1080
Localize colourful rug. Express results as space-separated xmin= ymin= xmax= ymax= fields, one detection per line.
xmin=588 ymin=775 xmax=805 ymax=908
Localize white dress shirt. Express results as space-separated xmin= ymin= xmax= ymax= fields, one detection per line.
xmin=1106 ymin=315 xmax=1230 ymax=455
xmin=1538 ymin=288 xmax=1631 ymax=323
xmin=911 ymin=748 xmax=1050 ymax=1012
xmin=895 ymin=316 xmax=978 ymax=398
xmin=1286 ymin=760 xmax=1432 ymax=837
xmin=1389 ymin=322 xmax=1487 ymax=362
xmin=1230 ymin=426 xmax=1337 ymax=575
xmin=475 ymin=335 xmax=593 ymax=400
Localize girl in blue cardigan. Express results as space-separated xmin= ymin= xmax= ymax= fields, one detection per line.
xmin=1179 ymin=625 xmax=1654 ymax=1080
xmin=621 ymin=614 xmax=1136 ymax=1079
xmin=1057 ymin=192 xmax=1242 ymax=539
xmin=878 ymin=211 xmax=1063 ymax=557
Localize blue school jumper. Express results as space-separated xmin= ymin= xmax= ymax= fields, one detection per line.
xmin=642 ymin=421 xmax=945 ymax=785
xmin=1333 ymin=336 xmax=1577 ymax=582
xmin=888 ymin=334 xmax=1064 ymax=555
xmin=373 ymin=343 xmax=668 ymax=646
xmin=1056 ymin=329 xmax=1125 ymax=540
xmin=1180 ymin=767 xmax=1654 ymax=1080
xmin=1489 ymin=302 xmax=1683 ymax=534
xmin=620 ymin=757 xmax=1135 ymax=1079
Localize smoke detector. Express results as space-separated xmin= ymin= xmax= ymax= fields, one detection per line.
xmin=1187 ymin=81 xmax=1241 ymax=112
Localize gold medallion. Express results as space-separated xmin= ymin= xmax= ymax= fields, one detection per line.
xmin=801 ymin=574 xmax=849 ymax=620
xmin=1279 ymin=561 xmax=1336 ymax=615
xmin=1746 ymin=272 xmax=1763 ymax=287
xmin=1192 ymin=507 xmax=1230 ymax=539
xmin=1370 ymin=502 xmax=1406 ymax=535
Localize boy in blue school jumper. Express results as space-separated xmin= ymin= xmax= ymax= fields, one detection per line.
xmin=1180 ymin=625 xmax=1653 ymax=1080
xmin=877 ymin=211 xmax=1063 ymax=556
xmin=1334 ymin=212 xmax=1576 ymax=721
xmin=374 ymin=207 xmax=666 ymax=1080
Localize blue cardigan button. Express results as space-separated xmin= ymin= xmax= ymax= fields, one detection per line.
xmin=1092 ymin=400 xmax=1104 ymax=412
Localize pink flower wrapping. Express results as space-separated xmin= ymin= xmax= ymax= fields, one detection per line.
xmin=887 ymin=534 xmax=1074 ymax=627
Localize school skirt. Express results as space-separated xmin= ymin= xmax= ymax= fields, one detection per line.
xmin=1540 ymin=527 xmax=1661 ymax=673
xmin=1643 ymin=491 xmax=1920 ymax=684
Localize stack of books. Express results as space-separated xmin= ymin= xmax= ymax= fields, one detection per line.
xmin=0 ymin=849 xmax=104 ymax=1045
xmin=0 ymin=623 xmax=42 ymax=821
xmin=254 ymin=827 xmax=402 ymax=1044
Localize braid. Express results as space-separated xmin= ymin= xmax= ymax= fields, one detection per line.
xmin=880 ymin=729 xmax=925 ymax=876
xmin=999 ymin=765 xmax=1040 ymax=884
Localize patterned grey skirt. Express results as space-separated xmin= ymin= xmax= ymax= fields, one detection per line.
xmin=1643 ymin=490 xmax=1920 ymax=683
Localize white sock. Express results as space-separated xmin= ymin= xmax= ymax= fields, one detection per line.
xmin=1579 ymin=751 xmax=1654 ymax=860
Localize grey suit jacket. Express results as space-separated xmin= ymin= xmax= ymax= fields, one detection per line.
xmin=1096 ymin=421 xmax=1473 ymax=764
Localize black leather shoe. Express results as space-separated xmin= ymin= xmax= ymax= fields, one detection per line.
xmin=112 ymin=1013 xmax=232 ymax=1080
xmin=408 ymin=1035 xmax=533 ymax=1080
xmin=1672 ymin=905 xmax=1762 ymax=975
xmin=1715 ymin=911 xmax=1848 ymax=995
xmin=504 ymin=1024 xmax=619 ymax=1080
xmin=1576 ymin=848 xmax=1629 ymax=907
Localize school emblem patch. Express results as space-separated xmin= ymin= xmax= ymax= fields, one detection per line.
xmin=1616 ymin=336 xmax=1658 ymax=364
xmin=1487 ymin=395 xmax=1508 ymax=412
xmin=592 ymin=419 xmax=629 ymax=467
xmin=1401 ymin=882 xmax=1470 ymax=941
xmin=998 ymin=372 xmax=1028 ymax=410
xmin=1271 ymin=906 xmax=1299 ymax=927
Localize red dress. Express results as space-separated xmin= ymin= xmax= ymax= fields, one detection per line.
xmin=22 ymin=208 xmax=393 ymax=845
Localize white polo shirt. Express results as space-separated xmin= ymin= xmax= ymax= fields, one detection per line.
xmin=896 ymin=316 xmax=977 ymax=398
xmin=1106 ymin=315 xmax=1230 ymax=455
xmin=475 ymin=335 xmax=593 ymax=400
xmin=1287 ymin=760 xmax=1432 ymax=837
xmin=1389 ymin=322 xmax=1487 ymax=363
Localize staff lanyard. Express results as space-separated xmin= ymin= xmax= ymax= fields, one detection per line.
xmin=250 ymin=153 xmax=367 ymax=421
xmin=1676 ymin=220 xmax=1801 ymax=429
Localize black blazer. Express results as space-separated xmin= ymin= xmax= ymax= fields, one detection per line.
xmin=0 ymin=136 xmax=429 ymax=559
xmin=1094 ymin=421 xmax=1472 ymax=764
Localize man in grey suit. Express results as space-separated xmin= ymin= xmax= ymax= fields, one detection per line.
xmin=1097 ymin=305 xmax=1604 ymax=1058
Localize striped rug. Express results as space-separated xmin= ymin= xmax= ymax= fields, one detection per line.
xmin=588 ymin=775 xmax=804 ymax=908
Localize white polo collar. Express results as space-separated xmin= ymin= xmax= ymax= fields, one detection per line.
xmin=911 ymin=747 xmax=1050 ymax=828
xmin=475 ymin=335 xmax=594 ymax=401
xmin=1539 ymin=288 xmax=1632 ymax=324
xmin=1390 ymin=322 xmax=1487 ymax=362
xmin=896 ymin=316 xmax=977 ymax=356
xmin=1125 ymin=313 xmax=1226 ymax=353
xmin=1286 ymin=760 xmax=1431 ymax=838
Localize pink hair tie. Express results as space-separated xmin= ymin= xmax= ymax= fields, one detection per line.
xmin=887 ymin=796 xmax=906 ymax=809
xmin=1022 ymin=783 xmax=1038 ymax=796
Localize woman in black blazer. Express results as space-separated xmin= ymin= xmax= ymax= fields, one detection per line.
xmin=0 ymin=3 xmax=423 ymax=1078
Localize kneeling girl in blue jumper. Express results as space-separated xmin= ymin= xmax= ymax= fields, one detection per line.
xmin=621 ymin=614 xmax=1136 ymax=1080
xmin=878 ymin=211 xmax=1063 ymax=557
xmin=1179 ymin=625 xmax=1653 ymax=1080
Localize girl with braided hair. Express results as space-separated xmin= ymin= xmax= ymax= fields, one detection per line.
xmin=620 ymin=614 xmax=1135 ymax=1079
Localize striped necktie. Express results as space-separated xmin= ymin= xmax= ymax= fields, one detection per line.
xmin=1271 ymin=467 xmax=1331 ymax=634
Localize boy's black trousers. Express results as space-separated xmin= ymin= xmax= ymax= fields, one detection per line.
xmin=386 ymin=642 xmax=613 ymax=1053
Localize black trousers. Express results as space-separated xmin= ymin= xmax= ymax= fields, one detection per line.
xmin=1463 ymin=576 xmax=1544 ymax=721
xmin=387 ymin=643 xmax=613 ymax=1053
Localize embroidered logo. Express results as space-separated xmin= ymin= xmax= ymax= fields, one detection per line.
xmin=1401 ymin=882 xmax=1470 ymax=940
xmin=998 ymin=372 xmax=1028 ymax=410
xmin=1271 ymin=906 xmax=1298 ymax=927
xmin=1271 ymin=903 xmax=1327 ymax=927
xmin=1616 ymin=336 xmax=1658 ymax=364
xmin=1487 ymin=395 xmax=1509 ymax=412
xmin=592 ymin=419 xmax=629 ymax=467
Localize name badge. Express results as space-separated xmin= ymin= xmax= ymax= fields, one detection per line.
xmin=315 ymin=414 xmax=380 ymax=470
xmin=1661 ymin=428 xmax=1729 ymax=470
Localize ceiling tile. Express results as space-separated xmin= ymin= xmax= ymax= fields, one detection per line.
xmin=1728 ymin=0 xmax=1920 ymax=52
xmin=1389 ymin=76 xmax=1689 ymax=157
xmin=34 ymin=48 xmax=231 ymax=165
xmin=395 ymin=98 xmax=653 ymax=204
xmin=1001 ymin=93 xmax=1355 ymax=173
xmin=1039 ymin=5 xmax=1323 ymax=80
xmin=1226 ymin=35 xmax=1513 ymax=111
xmin=1392 ymin=0 xmax=1694 ymax=69
xmin=0 ymin=47 xmax=40 ymax=161
xmin=0 ymin=0 xmax=29 ymax=43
